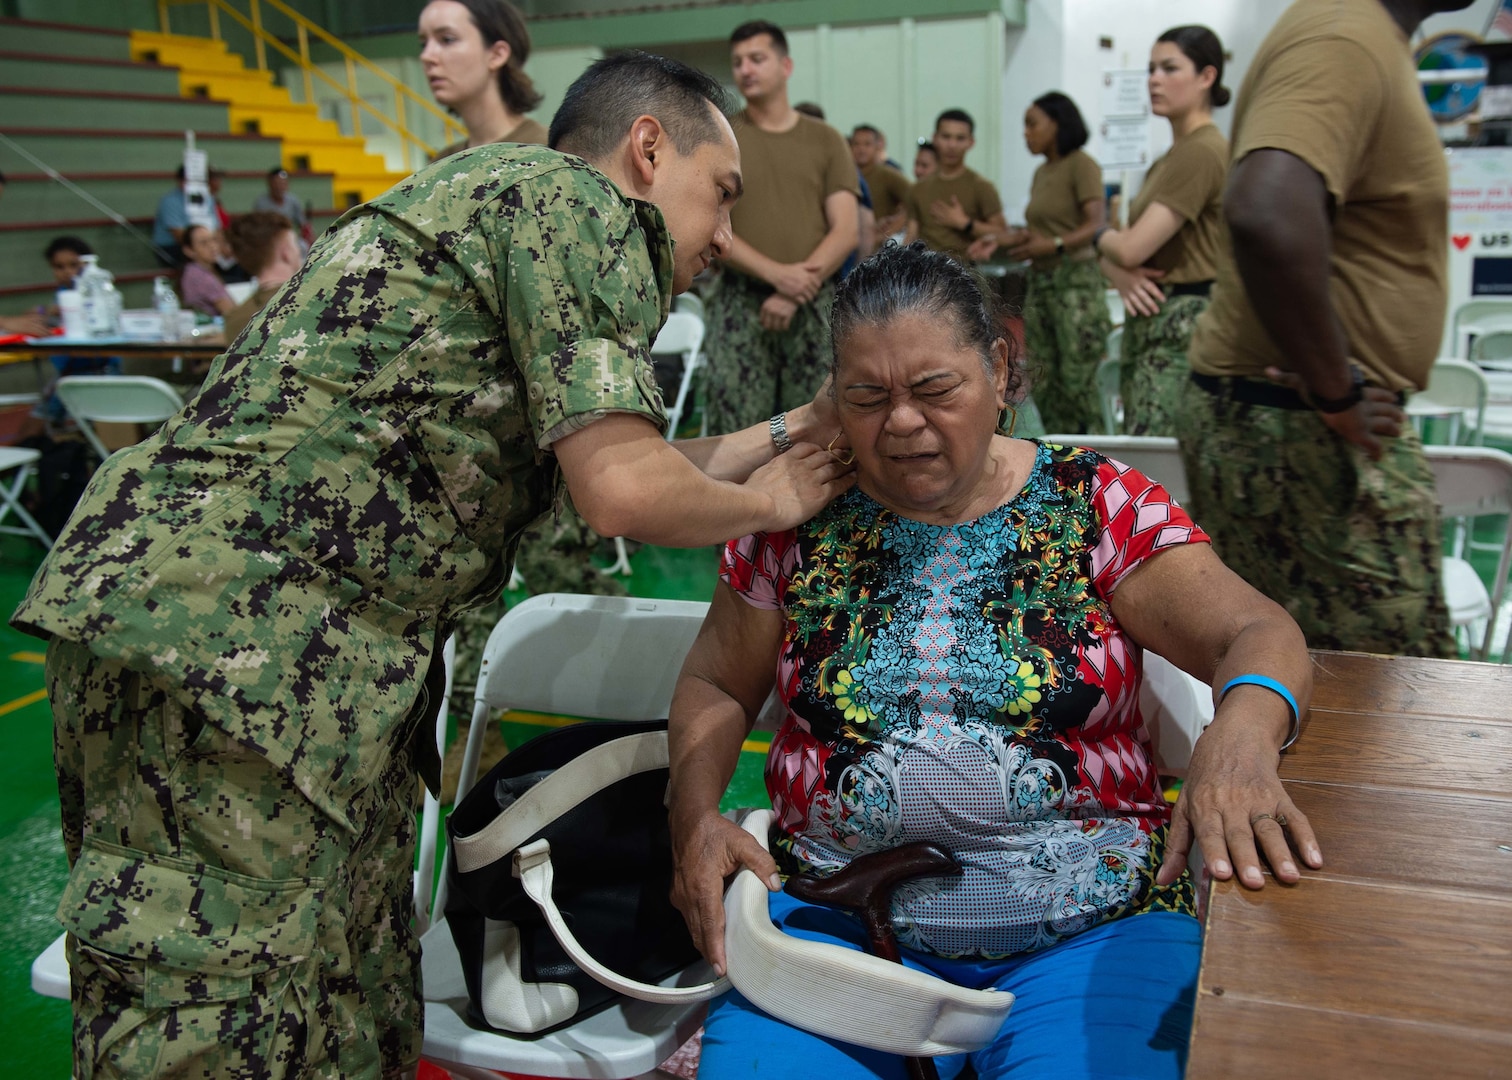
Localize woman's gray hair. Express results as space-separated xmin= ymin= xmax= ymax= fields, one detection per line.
xmin=828 ymin=241 xmax=1021 ymax=398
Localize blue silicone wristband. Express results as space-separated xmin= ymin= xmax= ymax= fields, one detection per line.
xmin=1219 ymin=674 xmax=1301 ymax=750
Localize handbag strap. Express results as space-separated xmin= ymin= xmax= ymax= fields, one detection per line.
xmin=513 ymin=840 xmax=731 ymax=1004
xmin=722 ymin=810 xmax=1015 ymax=1056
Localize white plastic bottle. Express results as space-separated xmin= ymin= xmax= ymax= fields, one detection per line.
xmin=77 ymin=255 xmax=121 ymax=338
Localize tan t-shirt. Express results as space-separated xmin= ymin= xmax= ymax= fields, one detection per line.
xmin=906 ymin=167 xmax=1004 ymax=259
xmin=729 ymin=111 xmax=861 ymax=266
xmin=1024 ymin=149 xmax=1103 ymax=268
xmin=861 ymin=162 xmax=912 ymax=222
xmin=1129 ymin=124 xmax=1228 ymax=283
xmin=430 ymin=117 xmax=549 ymax=162
xmin=1189 ymin=0 xmax=1448 ymax=391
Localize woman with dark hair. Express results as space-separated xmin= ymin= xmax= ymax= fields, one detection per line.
xmin=669 ymin=241 xmax=1319 ymax=1080
xmin=179 ymin=224 xmax=235 ymax=317
xmin=1094 ymin=26 xmax=1231 ymax=435
xmin=1006 ymin=91 xmax=1112 ymax=435
xmin=420 ymin=0 xmax=546 ymax=159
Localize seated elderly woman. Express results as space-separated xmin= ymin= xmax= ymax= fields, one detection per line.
xmin=667 ymin=242 xmax=1322 ymax=1080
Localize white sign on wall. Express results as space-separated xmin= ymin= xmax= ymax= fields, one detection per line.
xmin=1101 ymin=69 xmax=1149 ymax=119
xmin=1098 ymin=117 xmax=1152 ymax=170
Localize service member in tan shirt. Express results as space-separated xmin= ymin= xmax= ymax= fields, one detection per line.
xmin=1177 ymin=0 xmax=1472 ymax=659
xmin=1094 ymin=26 xmax=1231 ymax=435
xmin=998 ymin=93 xmax=1109 ymax=435
xmin=850 ymin=124 xmax=911 ymax=236
xmin=707 ymin=20 xmax=860 ymax=435
xmin=904 ymin=109 xmax=1006 ymax=262
xmin=420 ymin=0 xmax=548 ymax=161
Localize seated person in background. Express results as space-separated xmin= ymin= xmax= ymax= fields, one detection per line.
xmin=912 ymin=140 xmax=937 ymax=182
xmin=178 ymin=225 xmax=235 ymax=318
xmin=223 ymin=211 xmax=303 ymax=341
xmin=151 ymin=165 xmax=222 ymax=268
xmin=904 ymin=110 xmax=1006 ymax=262
xmin=45 ymin=235 xmax=89 ymax=293
xmin=669 ymin=242 xmax=1321 ymax=1080
xmin=31 ymin=236 xmax=120 ymax=434
xmin=252 ymin=166 xmax=312 ymax=248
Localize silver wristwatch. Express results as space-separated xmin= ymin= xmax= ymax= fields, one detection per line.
xmin=769 ymin=412 xmax=793 ymax=453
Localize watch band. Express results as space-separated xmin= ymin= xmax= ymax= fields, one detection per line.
xmin=1311 ymin=367 xmax=1365 ymax=414
xmin=769 ymin=412 xmax=793 ymax=453
xmin=1054 ymin=235 xmax=1065 ymax=254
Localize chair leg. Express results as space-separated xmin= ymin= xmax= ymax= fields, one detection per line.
xmin=0 ymin=464 xmax=52 ymax=548
xmin=601 ymin=535 xmax=634 ymax=576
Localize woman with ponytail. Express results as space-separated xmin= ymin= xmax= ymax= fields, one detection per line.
xmin=1094 ymin=25 xmax=1231 ymax=435
xmin=420 ymin=0 xmax=547 ymax=159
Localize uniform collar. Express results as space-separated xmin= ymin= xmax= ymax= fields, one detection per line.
xmin=628 ymin=198 xmax=676 ymax=322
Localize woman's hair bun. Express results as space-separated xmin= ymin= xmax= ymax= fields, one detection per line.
xmin=1211 ymin=84 xmax=1232 ymax=109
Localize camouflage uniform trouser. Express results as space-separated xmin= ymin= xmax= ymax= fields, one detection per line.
xmin=703 ymin=272 xmax=835 ymax=436
xmin=1022 ymin=258 xmax=1113 ymax=436
xmin=1176 ymin=376 xmax=1455 ymax=658
xmin=47 ymin=638 xmax=422 ymax=1079
xmin=1120 ymin=293 xmax=1209 ymax=436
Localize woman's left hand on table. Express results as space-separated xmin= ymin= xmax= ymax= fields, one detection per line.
xmin=1155 ymin=720 xmax=1322 ymax=890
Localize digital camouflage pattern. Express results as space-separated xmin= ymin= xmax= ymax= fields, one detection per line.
xmin=1176 ymin=377 xmax=1455 ymax=658
xmin=17 ymin=143 xmax=674 ymax=1077
xmin=1119 ymin=294 xmax=1208 ymax=437
xmin=1021 ymin=258 xmax=1112 ymax=435
xmin=49 ymin=638 xmax=421 ymax=1078
xmin=702 ymin=272 xmax=835 ymax=435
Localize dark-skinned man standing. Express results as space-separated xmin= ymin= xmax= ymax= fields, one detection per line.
xmin=1179 ymin=0 xmax=1472 ymax=658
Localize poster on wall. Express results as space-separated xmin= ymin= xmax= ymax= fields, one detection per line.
xmin=1449 ymin=146 xmax=1512 ymax=294
xmin=1098 ymin=117 xmax=1151 ymax=170
xmin=1100 ymin=69 xmax=1149 ymax=119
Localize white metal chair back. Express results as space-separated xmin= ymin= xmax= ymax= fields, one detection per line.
xmin=1406 ymin=358 xmax=1488 ymax=445
xmin=1424 ymin=446 xmax=1512 ymax=661
xmin=673 ymin=292 xmax=705 ymax=323
xmin=1043 ymin=433 xmax=1189 ymax=505
xmin=1095 ymin=355 xmax=1122 ymax=435
xmin=54 ymin=375 xmax=184 ymax=463
xmin=1471 ymin=331 xmax=1512 ymax=366
xmin=1104 ymin=287 xmax=1124 ymax=329
xmin=1452 ymin=299 xmax=1512 ymax=361
xmin=420 ymin=593 xmax=712 ymax=1079
xmin=652 ymin=311 xmax=706 ymax=442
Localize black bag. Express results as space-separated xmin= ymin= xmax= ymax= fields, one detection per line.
xmin=444 ymin=719 xmax=725 ymax=1036
xmin=24 ymin=436 xmax=96 ymax=538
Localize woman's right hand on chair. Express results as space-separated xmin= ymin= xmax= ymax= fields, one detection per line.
xmin=670 ymin=809 xmax=781 ymax=977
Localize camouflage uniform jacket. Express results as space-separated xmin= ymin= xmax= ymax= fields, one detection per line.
xmin=13 ymin=145 xmax=672 ymax=830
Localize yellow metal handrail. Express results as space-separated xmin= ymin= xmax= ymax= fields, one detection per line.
xmin=156 ymin=0 xmax=466 ymax=172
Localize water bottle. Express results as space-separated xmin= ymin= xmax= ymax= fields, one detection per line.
xmin=77 ymin=255 xmax=121 ymax=338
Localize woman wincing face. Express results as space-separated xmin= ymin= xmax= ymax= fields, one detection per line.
xmin=831 ymin=253 xmax=1013 ymax=525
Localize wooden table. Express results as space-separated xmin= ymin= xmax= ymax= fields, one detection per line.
xmin=1187 ymin=651 xmax=1512 ymax=1079
xmin=0 ymin=337 xmax=224 ymax=364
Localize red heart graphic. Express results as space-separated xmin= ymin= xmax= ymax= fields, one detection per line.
xmin=1453 ymin=234 xmax=1473 ymax=251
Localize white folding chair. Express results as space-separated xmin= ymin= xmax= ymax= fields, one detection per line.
xmin=1451 ymin=299 xmax=1512 ymax=362
xmin=0 ymin=445 xmax=52 ymax=548
xmin=1043 ymin=433 xmax=1189 ymax=505
xmin=672 ymin=292 xmax=705 ymax=324
xmin=421 ymin=593 xmax=712 ymax=1078
xmin=1424 ymin=446 xmax=1512 ymax=661
xmin=54 ymin=375 xmax=184 ymax=463
xmin=1406 ymin=358 xmax=1488 ymax=446
xmin=1471 ymin=331 xmax=1512 ymax=367
xmin=653 ymin=311 xmax=706 ymax=443
xmin=1104 ymin=287 xmax=1125 ymax=329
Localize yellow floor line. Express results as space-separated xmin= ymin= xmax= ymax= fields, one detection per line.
xmin=0 ymin=688 xmax=48 ymax=717
xmin=496 ymin=711 xmax=771 ymax=754
xmin=9 ymin=651 xmax=46 ymax=664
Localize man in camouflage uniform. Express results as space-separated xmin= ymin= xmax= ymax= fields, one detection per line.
xmin=15 ymin=53 xmax=852 ymax=1079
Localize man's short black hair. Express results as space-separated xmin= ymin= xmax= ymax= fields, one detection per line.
xmin=851 ymin=124 xmax=881 ymax=139
xmin=44 ymin=235 xmax=93 ymax=261
xmin=268 ymin=165 xmax=289 ymax=178
xmin=730 ymin=20 xmax=788 ymax=56
xmin=935 ymin=108 xmax=975 ymax=134
xmin=549 ymin=51 xmax=731 ymax=163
